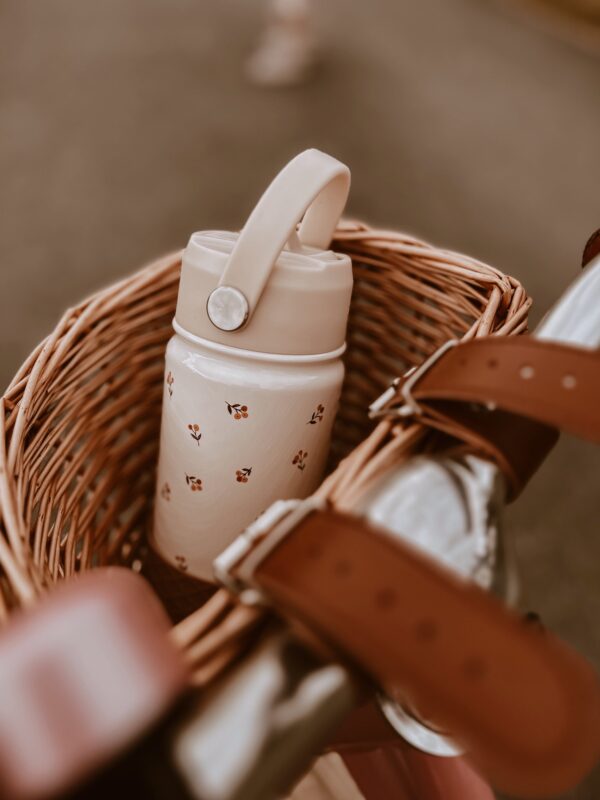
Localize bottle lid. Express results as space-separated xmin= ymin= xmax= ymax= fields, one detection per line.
xmin=175 ymin=150 xmax=353 ymax=357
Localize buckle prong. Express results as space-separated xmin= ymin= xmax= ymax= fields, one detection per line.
xmin=369 ymin=339 xmax=458 ymax=420
xmin=213 ymin=496 xmax=327 ymax=605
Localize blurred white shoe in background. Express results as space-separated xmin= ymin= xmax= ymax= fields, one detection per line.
xmin=246 ymin=0 xmax=317 ymax=87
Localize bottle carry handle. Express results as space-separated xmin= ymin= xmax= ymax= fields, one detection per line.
xmin=206 ymin=149 xmax=351 ymax=332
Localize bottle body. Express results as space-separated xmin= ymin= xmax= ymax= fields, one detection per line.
xmin=152 ymin=328 xmax=344 ymax=581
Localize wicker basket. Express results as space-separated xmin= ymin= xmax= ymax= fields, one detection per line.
xmin=0 ymin=221 xmax=530 ymax=622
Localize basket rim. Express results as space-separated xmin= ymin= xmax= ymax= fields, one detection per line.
xmin=0 ymin=220 xmax=531 ymax=616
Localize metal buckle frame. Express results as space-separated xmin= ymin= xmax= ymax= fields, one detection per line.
xmin=213 ymin=496 xmax=327 ymax=605
xmin=368 ymin=339 xmax=458 ymax=420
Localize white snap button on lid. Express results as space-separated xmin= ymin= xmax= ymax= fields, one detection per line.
xmin=206 ymin=286 xmax=249 ymax=331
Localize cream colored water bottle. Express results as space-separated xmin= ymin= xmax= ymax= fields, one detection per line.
xmin=152 ymin=150 xmax=353 ymax=581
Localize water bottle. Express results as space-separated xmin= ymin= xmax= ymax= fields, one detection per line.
xmin=152 ymin=150 xmax=353 ymax=582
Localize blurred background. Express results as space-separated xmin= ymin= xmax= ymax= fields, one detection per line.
xmin=1 ymin=1 xmax=599 ymax=797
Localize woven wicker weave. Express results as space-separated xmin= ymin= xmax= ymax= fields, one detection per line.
xmin=0 ymin=221 xmax=530 ymax=621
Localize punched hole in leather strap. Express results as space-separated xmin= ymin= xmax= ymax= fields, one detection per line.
xmin=246 ymin=508 xmax=600 ymax=797
xmin=394 ymin=336 xmax=600 ymax=499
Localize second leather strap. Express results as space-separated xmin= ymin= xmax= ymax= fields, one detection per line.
xmin=246 ymin=508 xmax=600 ymax=797
xmin=393 ymin=337 xmax=600 ymax=498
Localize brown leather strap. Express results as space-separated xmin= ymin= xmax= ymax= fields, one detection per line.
xmin=583 ymin=227 xmax=600 ymax=267
xmin=412 ymin=337 xmax=600 ymax=441
xmin=418 ymin=402 xmax=558 ymax=499
xmin=395 ymin=337 xmax=600 ymax=498
xmin=244 ymin=508 xmax=600 ymax=798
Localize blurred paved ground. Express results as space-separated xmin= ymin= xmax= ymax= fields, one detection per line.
xmin=1 ymin=1 xmax=599 ymax=796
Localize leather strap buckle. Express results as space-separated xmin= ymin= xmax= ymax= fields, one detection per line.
xmin=368 ymin=339 xmax=458 ymax=420
xmin=213 ymin=496 xmax=327 ymax=605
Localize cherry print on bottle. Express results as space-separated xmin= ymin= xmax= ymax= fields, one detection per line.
xmin=226 ymin=402 xmax=249 ymax=420
xmin=161 ymin=482 xmax=171 ymax=501
xmin=292 ymin=450 xmax=308 ymax=471
xmin=152 ymin=151 xmax=353 ymax=583
xmin=175 ymin=555 xmax=188 ymax=572
xmin=187 ymin=423 xmax=202 ymax=445
xmin=307 ymin=403 xmax=325 ymax=424
xmin=185 ymin=474 xmax=203 ymax=492
xmin=236 ymin=467 xmax=252 ymax=483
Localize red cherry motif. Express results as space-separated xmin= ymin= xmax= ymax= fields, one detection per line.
xmin=226 ymin=402 xmax=249 ymax=420
xmin=307 ymin=403 xmax=325 ymax=424
xmin=166 ymin=372 xmax=174 ymax=397
xmin=293 ymin=450 xmax=308 ymax=471
xmin=185 ymin=474 xmax=203 ymax=491
xmin=187 ymin=424 xmax=202 ymax=444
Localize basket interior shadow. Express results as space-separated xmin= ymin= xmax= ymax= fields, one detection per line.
xmin=0 ymin=221 xmax=529 ymax=617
